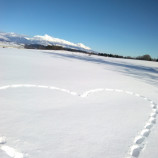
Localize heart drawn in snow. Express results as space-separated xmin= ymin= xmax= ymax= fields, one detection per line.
xmin=0 ymin=84 xmax=157 ymax=158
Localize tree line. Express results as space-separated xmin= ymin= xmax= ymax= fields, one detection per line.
xmin=24 ymin=44 xmax=158 ymax=62
xmin=24 ymin=44 xmax=88 ymax=54
xmin=97 ymin=53 xmax=158 ymax=62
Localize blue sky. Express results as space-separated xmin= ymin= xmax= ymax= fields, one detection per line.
xmin=0 ymin=0 xmax=158 ymax=58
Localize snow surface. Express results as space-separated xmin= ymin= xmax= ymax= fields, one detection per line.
xmin=0 ymin=48 xmax=158 ymax=158
xmin=0 ymin=42 xmax=24 ymax=49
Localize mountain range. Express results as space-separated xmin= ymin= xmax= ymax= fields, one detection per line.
xmin=0 ymin=32 xmax=91 ymax=52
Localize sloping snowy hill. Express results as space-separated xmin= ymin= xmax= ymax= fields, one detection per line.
xmin=0 ymin=48 xmax=158 ymax=158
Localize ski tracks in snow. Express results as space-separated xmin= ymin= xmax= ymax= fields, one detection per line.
xmin=0 ymin=84 xmax=157 ymax=158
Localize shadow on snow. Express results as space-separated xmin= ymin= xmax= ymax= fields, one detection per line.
xmin=42 ymin=51 xmax=158 ymax=87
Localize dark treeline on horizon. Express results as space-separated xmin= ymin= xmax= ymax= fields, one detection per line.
xmin=24 ymin=44 xmax=158 ymax=62
xmin=24 ymin=44 xmax=89 ymax=54
xmin=97 ymin=53 xmax=158 ymax=62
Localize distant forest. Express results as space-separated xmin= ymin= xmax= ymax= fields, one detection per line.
xmin=97 ymin=53 xmax=158 ymax=62
xmin=24 ymin=44 xmax=88 ymax=54
xmin=24 ymin=44 xmax=158 ymax=62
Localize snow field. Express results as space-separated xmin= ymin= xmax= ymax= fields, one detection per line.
xmin=0 ymin=48 xmax=158 ymax=158
xmin=0 ymin=84 xmax=157 ymax=158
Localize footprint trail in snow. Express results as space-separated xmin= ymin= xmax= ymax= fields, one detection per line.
xmin=0 ymin=84 xmax=157 ymax=158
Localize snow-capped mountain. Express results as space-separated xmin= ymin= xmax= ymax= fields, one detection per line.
xmin=0 ymin=32 xmax=91 ymax=51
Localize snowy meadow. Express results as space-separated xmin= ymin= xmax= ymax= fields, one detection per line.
xmin=0 ymin=48 xmax=158 ymax=158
